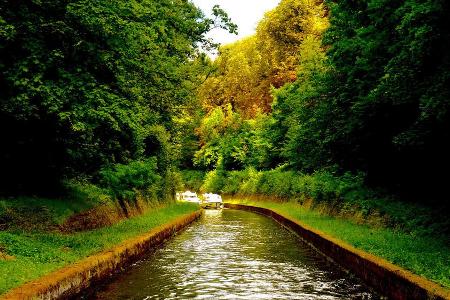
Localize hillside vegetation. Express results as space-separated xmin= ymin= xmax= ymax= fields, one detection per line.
xmin=193 ymin=0 xmax=450 ymax=206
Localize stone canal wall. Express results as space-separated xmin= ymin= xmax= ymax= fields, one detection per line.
xmin=225 ymin=203 xmax=450 ymax=300
xmin=0 ymin=210 xmax=202 ymax=300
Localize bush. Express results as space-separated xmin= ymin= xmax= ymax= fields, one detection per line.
xmin=64 ymin=180 xmax=112 ymax=206
xmin=238 ymin=168 xmax=262 ymax=195
xmin=188 ymin=167 xmax=370 ymax=205
xmin=221 ymin=171 xmax=244 ymax=194
xmin=161 ymin=169 xmax=184 ymax=201
xmin=99 ymin=158 xmax=162 ymax=202
xmin=180 ymin=170 xmax=206 ymax=191
xmin=201 ymin=169 xmax=226 ymax=193
xmin=181 ymin=167 xmax=449 ymax=238
xmin=258 ymin=169 xmax=295 ymax=197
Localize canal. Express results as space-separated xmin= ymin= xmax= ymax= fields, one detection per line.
xmin=88 ymin=209 xmax=380 ymax=299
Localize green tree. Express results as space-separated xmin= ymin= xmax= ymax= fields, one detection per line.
xmin=272 ymin=35 xmax=331 ymax=171
xmin=276 ymin=0 xmax=450 ymax=201
xmin=0 ymin=0 xmax=236 ymax=195
xmin=193 ymin=105 xmax=276 ymax=171
xmin=323 ymin=0 xmax=450 ymax=199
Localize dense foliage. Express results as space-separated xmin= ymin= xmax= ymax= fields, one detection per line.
xmin=195 ymin=0 xmax=450 ymax=205
xmin=278 ymin=0 xmax=450 ymax=200
xmin=199 ymin=0 xmax=328 ymax=116
xmin=0 ymin=0 xmax=234 ymax=197
xmin=1 ymin=0 xmax=449 ymax=206
xmin=193 ymin=105 xmax=276 ymax=170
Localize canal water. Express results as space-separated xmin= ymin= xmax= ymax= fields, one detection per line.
xmin=89 ymin=209 xmax=380 ymax=299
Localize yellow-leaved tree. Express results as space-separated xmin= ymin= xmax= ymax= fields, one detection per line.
xmin=198 ymin=0 xmax=329 ymax=117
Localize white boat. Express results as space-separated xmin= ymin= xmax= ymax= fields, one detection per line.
xmin=176 ymin=191 xmax=201 ymax=204
xmin=201 ymin=193 xmax=223 ymax=209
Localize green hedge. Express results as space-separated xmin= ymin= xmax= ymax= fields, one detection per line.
xmin=67 ymin=158 xmax=183 ymax=207
xmin=180 ymin=170 xmax=206 ymax=191
xmin=199 ymin=167 xmax=372 ymax=203
xmin=187 ymin=168 xmax=449 ymax=237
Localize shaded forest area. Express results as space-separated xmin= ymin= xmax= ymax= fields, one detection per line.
xmin=0 ymin=0 xmax=235 ymax=201
xmin=1 ymin=0 xmax=450 ymax=210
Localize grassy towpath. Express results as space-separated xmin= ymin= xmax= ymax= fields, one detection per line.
xmin=0 ymin=201 xmax=198 ymax=295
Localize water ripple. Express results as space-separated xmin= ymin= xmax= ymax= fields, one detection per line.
xmin=91 ymin=209 xmax=380 ymax=300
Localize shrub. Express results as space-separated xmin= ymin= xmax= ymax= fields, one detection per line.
xmin=161 ymin=169 xmax=184 ymax=201
xmin=182 ymin=167 xmax=449 ymax=238
xmin=180 ymin=170 xmax=206 ymax=191
xmin=188 ymin=167 xmax=371 ymax=205
xmin=258 ymin=169 xmax=295 ymax=197
xmin=238 ymin=167 xmax=262 ymax=195
xmin=201 ymin=169 xmax=226 ymax=193
xmin=64 ymin=180 xmax=112 ymax=206
xmin=221 ymin=171 xmax=244 ymax=194
xmin=99 ymin=158 xmax=162 ymax=202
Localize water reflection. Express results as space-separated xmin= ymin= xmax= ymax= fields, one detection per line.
xmin=91 ymin=209 xmax=379 ymax=299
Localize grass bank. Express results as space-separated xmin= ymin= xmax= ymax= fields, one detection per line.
xmin=0 ymin=201 xmax=198 ymax=295
xmin=0 ymin=196 xmax=103 ymax=232
xmin=226 ymin=198 xmax=450 ymax=289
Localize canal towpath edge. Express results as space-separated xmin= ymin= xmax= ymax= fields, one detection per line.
xmin=225 ymin=203 xmax=450 ymax=300
xmin=0 ymin=209 xmax=203 ymax=300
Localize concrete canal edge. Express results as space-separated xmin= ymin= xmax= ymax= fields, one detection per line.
xmin=0 ymin=209 xmax=203 ymax=300
xmin=225 ymin=203 xmax=450 ymax=300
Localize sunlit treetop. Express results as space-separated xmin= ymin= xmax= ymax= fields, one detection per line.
xmin=198 ymin=0 xmax=329 ymax=117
